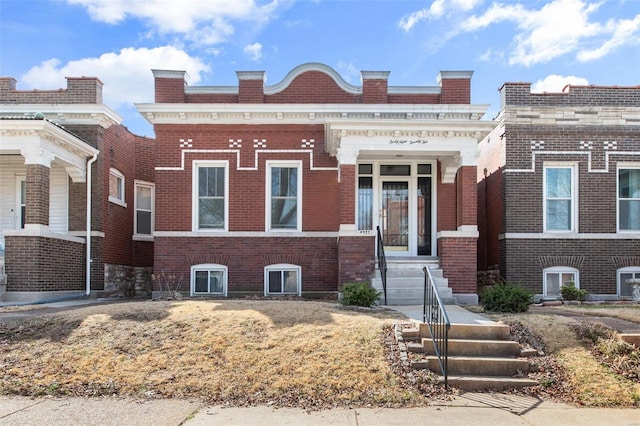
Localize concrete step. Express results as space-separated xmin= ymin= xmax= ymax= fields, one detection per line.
xmin=415 ymin=323 xmax=511 ymax=341
xmin=442 ymin=375 xmax=538 ymax=391
xmin=620 ymin=334 xmax=640 ymax=346
xmin=413 ymin=356 xmax=530 ymax=376
xmin=408 ymin=338 xmax=521 ymax=357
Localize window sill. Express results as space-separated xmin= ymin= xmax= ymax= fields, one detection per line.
xmin=132 ymin=234 xmax=154 ymax=242
xmin=108 ymin=196 xmax=127 ymax=208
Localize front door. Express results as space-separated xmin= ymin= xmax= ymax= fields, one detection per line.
xmin=381 ymin=180 xmax=409 ymax=252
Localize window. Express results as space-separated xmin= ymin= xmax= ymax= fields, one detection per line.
xmin=191 ymin=264 xmax=227 ymax=296
xmin=618 ymin=267 xmax=640 ymax=298
xmin=544 ymin=165 xmax=576 ymax=232
xmin=265 ymin=264 xmax=301 ymax=295
xmin=544 ymin=267 xmax=579 ymax=298
xmin=109 ymin=168 xmax=126 ymax=206
xmin=618 ymin=167 xmax=640 ymax=231
xmin=267 ymin=162 xmax=301 ymax=231
xmin=358 ymin=164 xmax=373 ymax=230
xmin=134 ymin=181 xmax=154 ymax=237
xmin=193 ymin=162 xmax=227 ymax=231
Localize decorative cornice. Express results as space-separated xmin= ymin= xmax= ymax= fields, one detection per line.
xmin=0 ymin=104 xmax=122 ymax=128
xmin=135 ymin=103 xmax=490 ymax=125
xmin=502 ymin=106 xmax=640 ymax=126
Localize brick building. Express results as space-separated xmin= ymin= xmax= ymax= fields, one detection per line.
xmin=0 ymin=76 xmax=154 ymax=302
xmin=478 ymin=82 xmax=640 ymax=300
xmin=137 ymin=63 xmax=493 ymax=303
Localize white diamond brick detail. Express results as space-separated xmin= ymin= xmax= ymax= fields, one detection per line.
xmin=301 ymin=139 xmax=315 ymax=148
xmin=579 ymin=140 xmax=593 ymax=150
xmin=531 ymin=140 xmax=544 ymax=150
xmin=603 ymin=141 xmax=617 ymax=150
xmin=229 ymin=139 xmax=242 ymax=148
xmin=179 ymin=138 xmax=193 ymax=148
xmin=253 ymin=139 xmax=267 ymax=148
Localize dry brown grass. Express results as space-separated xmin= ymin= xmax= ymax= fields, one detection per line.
xmin=489 ymin=312 xmax=640 ymax=407
xmin=0 ymin=300 xmax=428 ymax=408
xmin=541 ymin=304 xmax=640 ymax=324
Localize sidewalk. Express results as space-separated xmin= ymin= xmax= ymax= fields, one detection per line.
xmin=1 ymin=393 xmax=638 ymax=425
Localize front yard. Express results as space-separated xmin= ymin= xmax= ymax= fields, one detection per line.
xmin=0 ymin=299 xmax=639 ymax=408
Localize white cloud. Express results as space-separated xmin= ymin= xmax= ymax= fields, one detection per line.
xmin=243 ymin=42 xmax=263 ymax=61
xmin=20 ymin=46 xmax=210 ymax=108
xmin=67 ymin=0 xmax=281 ymax=44
xmin=402 ymin=0 xmax=639 ymax=67
xmin=399 ymin=0 xmax=483 ymax=31
xmin=531 ymin=74 xmax=589 ymax=93
xmin=336 ymin=61 xmax=359 ymax=84
xmin=577 ymin=13 xmax=640 ymax=61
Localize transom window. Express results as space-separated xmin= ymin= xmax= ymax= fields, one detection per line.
xmin=134 ymin=181 xmax=154 ymax=237
xmin=618 ymin=267 xmax=640 ymax=298
xmin=265 ymin=264 xmax=301 ymax=295
xmin=544 ymin=165 xmax=576 ymax=232
xmin=544 ymin=267 xmax=579 ymax=298
xmin=267 ymin=162 xmax=301 ymax=231
xmin=193 ymin=162 xmax=227 ymax=231
xmin=109 ymin=168 xmax=126 ymax=206
xmin=191 ymin=264 xmax=227 ymax=296
xmin=618 ymin=167 xmax=640 ymax=231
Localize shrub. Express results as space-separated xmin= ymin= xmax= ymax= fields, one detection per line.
xmin=340 ymin=282 xmax=381 ymax=307
xmin=560 ymin=282 xmax=588 ymax=301
xmin=479 ymin=279 xmax=534 ymax=313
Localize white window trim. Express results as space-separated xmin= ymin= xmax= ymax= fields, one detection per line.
xmin=543 ymin=162 xmax=578 ymax=233
xmin=617 ymin=266 xmax=640 ymax=297
xmin=264 ymin=263 xmax=302 ymax=296
xmin=616 ymin=163 xmax=640 ymax=233
xmin=108 ymin=168 xmax=127 ymax=207
xmin=190 ymin=264 xmax=228 ymax=296
xmin=266 ymin=161 xmax=302 ymax=232
xmin=192 ymin=160 xmax=229 ymax=232
xmin=133 ymin=180 xmax=154 ymax=240
xmin=543 ymin=266 xmax=579 ymax=299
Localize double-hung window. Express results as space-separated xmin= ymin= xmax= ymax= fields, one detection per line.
xmin=193 ymin=162 xmax=227 ymax=231
xmin=544 ymin=164 xmax=576 ymax=232
xmin=618 ymin=267 xmax=640 ymax=298
xmin=109 ymin=168 xmax=126 ymax=207
xmin=618 ymin=167 xmax=640 ymax=231
xmin=267 ymin=162 xmax=301 ymax=231
xmin=134 ymin=180 xmax=154 ymax=237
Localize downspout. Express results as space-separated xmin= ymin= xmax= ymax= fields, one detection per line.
xmin=86 ymin=153 xmax=98 ymax=296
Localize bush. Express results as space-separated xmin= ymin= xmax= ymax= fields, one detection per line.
xmin=340 ymin=282 xmax=381 ymax=307
xmin=479 ymin=280 xmax=534 ymax=313
xmin=560 ymin=282 xmax=588 ymax=301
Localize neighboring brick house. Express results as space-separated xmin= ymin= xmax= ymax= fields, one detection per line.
xmin=137 ymin=63 xmax=493 ymax=303
xmin=0 ymin=76 xmax=154 ymax=302
xmin=478 ymin=82 xmax=640 ymax=300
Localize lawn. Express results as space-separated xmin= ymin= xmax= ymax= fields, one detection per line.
xmin=0 ymin=300 xmax=429 ymax=408
xmin=1 ymin=299 xmax=639 ymax=408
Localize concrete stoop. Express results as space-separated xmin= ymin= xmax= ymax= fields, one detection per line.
xmin=372 ymin=259 xmax=455 ymax=305
xmin=620 ymin=333 xmax=640 ymax=347
xmin=403 ymin=323 xmax=538 ymax=391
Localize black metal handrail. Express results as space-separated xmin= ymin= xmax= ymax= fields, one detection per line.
xmin=423 ymin=266 xmax=451 ymax=386
xmin=376 ymin=226 xmax=388 ymax=305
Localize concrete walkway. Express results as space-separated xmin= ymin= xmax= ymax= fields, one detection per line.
xmin=1 ymin=393 xmax=638 ymax=425
xmin=386 ymin=304 xmax=496 ymax=325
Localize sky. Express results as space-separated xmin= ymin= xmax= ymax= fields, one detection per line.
xmin=1 ymin=0 xmax=639 ymax=137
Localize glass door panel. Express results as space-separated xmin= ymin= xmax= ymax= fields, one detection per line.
xmin=382 ymin=181 xmax=409 ymax=251
xmin=417 ymin=177 xmax=432 ymax=255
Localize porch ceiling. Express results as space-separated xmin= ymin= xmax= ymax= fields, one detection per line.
xmin=0 ymin=119 xmax=98 ymax=182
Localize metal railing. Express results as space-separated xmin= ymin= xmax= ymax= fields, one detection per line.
xmin=376 ymin=226 xmax=388 ymax=305
xmin=423 ymin=266 xmax=451 ymax=386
